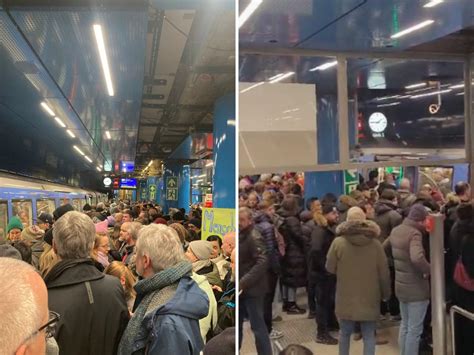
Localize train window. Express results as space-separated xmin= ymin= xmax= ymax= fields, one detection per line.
xmin=12 ymin=199 xmax=33 ymax=228
xmin=0 ymin=201 xmax=8 ymax=241
xmin=72 ymin=199 xmax=82 ymax=211
xmin=36 ymin=199 xmax=56 ymax=217
xmin=61 ymin=198 xmax=70 ymax=206
xmin=347 ymin=58 xmax=465 ymax=163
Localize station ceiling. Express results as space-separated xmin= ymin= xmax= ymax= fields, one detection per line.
xmin=0 ymin=0 xmax=235 ymax=188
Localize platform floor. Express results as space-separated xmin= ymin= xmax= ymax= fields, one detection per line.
xmin=240 ymin=289 xmax=438 ymax=355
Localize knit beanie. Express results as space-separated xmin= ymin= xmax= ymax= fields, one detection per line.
xmin=407 ymin=204 xmax=429 ymax=222
xmin=53 ymin=204 xmax=74 ymax=221
xmin=95 ymin=220 xmax=109 ymax=234
xmin=347 ymin=207 xmax=367 ymax=221
xmin=107 ymin=215 xmax=116 ymax=227
xmin=7 ymin=217 xmax=23 ymax=233
xmin=189 ymin=240 xmax=213 ymax=260
xmin=0 ymin=244 xmax=22 ymax=260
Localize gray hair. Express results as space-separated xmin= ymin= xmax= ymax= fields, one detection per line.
xmin=123 ymin=221 xmax=142 ymax=242
xmin=136 ymin=224 xmax=186 ymax=273
xmin=0 ymin=258 xmax=42 ymax=353
xmin=53 ymin=211 xmax=95 ymax=259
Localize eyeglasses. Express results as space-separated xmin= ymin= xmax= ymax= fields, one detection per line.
xmin=24 ymin=311 xmax=60 ymax=343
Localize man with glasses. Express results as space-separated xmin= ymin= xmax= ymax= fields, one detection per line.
xmin=0 ymin=258 xmax=59 ymax=355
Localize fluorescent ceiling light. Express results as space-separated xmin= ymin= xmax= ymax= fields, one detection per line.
xmin=93 ymin=24 xmax=114 ymax=96
xmin=148 ymin=160 xmax=153 ymax=167
xmin=391 ymin=20 xmax=434 ymax=39
xmin=40 ymin=102 xmax=55 ymax=116
xmin=377 ymin=102 xmax=401 ymax=107
xmin=192 ymin=174 xmax=206 ymax=179
xmin=268 ymin=73 xmax=284 ymax=81
xmin=54 ymin=117 xmax=66 ymax=128
xmin=105 ymin=131 xmax=111 ymax=139
xmin=405 ymin=82 xmax=427 ymax=89
xmin=205 ymin=161 xmax=214 ymax=167
xmin=238 ymin=0 xmax=263 ymax=28
xmin=84 ymin=155 xmax=93 ymax=163
xmin=270 ymin=72 xmax=295 ymax=84
xmin=456 ymin=92 xmax=464 ymax=96
xmin=66 ymin=129 xmax=75 ymax=138
xmin=309 ymin=60 xmax=337 ymax=72
xmin=423 ymin=0 xmax=443 ymax=8
xmin=240 ymin=82 xmax=264 ymax=94
xmin=376 ymin=95 xmax=400 ymax=101
xmin=73 ymin=145 xmax=85 ymax=156
xmin=96 ymin=166 xmax=101 ymax=171
xmin=410 ymin=89 xmax=451 ymax=99
xmin=449 ymin=84 xmax=464 ymax=89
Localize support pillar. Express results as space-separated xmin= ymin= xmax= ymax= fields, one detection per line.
xmin=212 ymin=93 xmax=235 ymax=209
xmin=162 ymin=162 xmax=190 ymax=214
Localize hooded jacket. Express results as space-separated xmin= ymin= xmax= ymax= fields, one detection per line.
xmin=308 ymin=216 xmax=336 ymax=281
xmin=326 ymin=220 xmax=391 ymax=321
xmin=129 ymin=277 xmax=208 ymax=354
xmin=373 ymin=199 xmax=402 ymax=243
xmin=22 ymin=226 xmax=45 ymax=268
xmin=45 ymin=259 xmax=129 ymax=355
xmin=385 ymin=218 xmax=431 ymax=302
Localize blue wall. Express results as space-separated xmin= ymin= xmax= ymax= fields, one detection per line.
xmin=212 ymin=93 xmax=236 ymax=209
xmin=304 ymin=171 xmax=343 ymax=206
xmin=161 ymin=162 xmax=190 ymax=214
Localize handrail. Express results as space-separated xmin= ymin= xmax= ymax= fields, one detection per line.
xmin=450 ymin=305 xmax=474 ymax=354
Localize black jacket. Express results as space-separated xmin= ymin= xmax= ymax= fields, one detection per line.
xmin=278 ymin=209 xmax=307 ymax=288
xmin=239 ymin=226 xmax=268 ymax=297
xmin=308 ymin=224 xmax=336 ymax=281
xmin=254 ymin=211 xmax=280 ymax=274
xmin=45 ymin=259 xmax=129 ymax=355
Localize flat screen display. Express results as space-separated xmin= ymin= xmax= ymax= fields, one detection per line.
xmin=120 ymin=178 xmax=137 ymax=189
xmin=121 ymin=161 xmax=135 ymax=173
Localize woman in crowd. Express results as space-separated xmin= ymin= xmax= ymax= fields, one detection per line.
xmin=105 ymin=261 xmax=137 ymax=315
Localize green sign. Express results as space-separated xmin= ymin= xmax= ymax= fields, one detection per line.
xmin=149 ymin=185 xmax=157 ymax=200
xmin=166 ymin=188 xmax=178 ymax=201
xmin=344 ymin=169 xmax=359 ymax=195
xmin=166 ymin=176 xmax=178 ymax=201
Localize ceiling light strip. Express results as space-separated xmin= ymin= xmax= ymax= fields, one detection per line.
xmin=40 ymin=102 xmax=55 ymax=116
xmin=238 ymin=0 xmax=263 ymax=28
xmin=391 ymin=20 xmax=434 ymax=39
xmin=423 ymin=0 xmax=444 ymax=8
xmin=93 ymin=24 xmax=114 ymax=96
xmin=270 ymin=72 xmax=295 ymax=84
xmin=309 ymin=60 xmax=337 ymax=72
xmin=66 ymin=129 xmax=75 ymax=138
xmin=84 ymin=155 xmax=93 ymax=163
xmin=105 ymin=131 xmax=111 ymax=139
xmin=240 ymin=81 xmax=264 ymax=93
xmin=54 ymin=117 xmax=66 ymax=128
xmin=73 ymin=145 xmax=85 ymax=156
xmin=410 ymin=89 xmax=452 ymax=99
xmin=405 ymin=82 xmax=427 ymax=89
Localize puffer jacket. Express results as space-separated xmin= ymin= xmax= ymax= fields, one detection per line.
xmin=385 ymin=218 xmax=431 ymax=302
xmin=278 ymin=208 xmax=307 ymax=288
xmin=374 ymin=199 xmax=402 ymax=243
xmin=254 ymin=211 xmax=280 ymax=274
xmin=308 ymin=220 xmax=336 ymax=281
xmin=326 ymin=219 xmax=391 ymax=321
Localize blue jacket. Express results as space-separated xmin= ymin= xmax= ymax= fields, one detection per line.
xmin=132 ymin=277 xmax=209 ymax=354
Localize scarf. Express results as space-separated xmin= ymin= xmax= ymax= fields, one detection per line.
xmin=192 ymin=259 xmax=212 ymax=273
xmin=118 ymin=260 xmax=192 ymax=355
xmin=97 ymin=251 xmax=110 ymax=268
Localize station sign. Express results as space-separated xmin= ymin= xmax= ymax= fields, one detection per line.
xmin=149 ymin=184 xmax=157 ymax=200
xmin=201 ymin=208 xmax=235 ymax=240
xmin=103 ymin=177 xmax=112 ymax=187
xmin=166 ymin=176 xmax=178 ymax=201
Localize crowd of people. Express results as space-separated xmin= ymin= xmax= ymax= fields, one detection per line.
xmin=0 ymin=201 xmax=235 ymax=355
xmin=239 ymin=171 xmax=474 ymax=355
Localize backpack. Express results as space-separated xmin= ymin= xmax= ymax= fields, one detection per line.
xmin=213 ymin=287 xmax=235 ymax=336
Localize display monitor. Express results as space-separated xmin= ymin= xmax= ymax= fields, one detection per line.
xmin=121 ymin=161 xmax=135 ymax=173
xmin=120 ymin=178 xmax=137 ymax=189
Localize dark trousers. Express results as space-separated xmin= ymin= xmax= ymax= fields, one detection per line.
xmin=315 ymin=278 xmax=338 ymax=335
xmin=381 ymin=266 xmax=400 ymax=316
xmin=263 ymin=271 xmax=279 ymax=333
xmin=307 ymin=279 xmax=317 ymax=314
xmin=239 ymin=295 xmax=272 ymax=355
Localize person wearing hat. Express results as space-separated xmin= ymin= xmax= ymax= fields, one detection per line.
xmin=37 ymin=212 xmax=53 ymax=232
xmin=188 ymin=218 xmax=202 ymax=240
xmin=326 ymin=207 xmax=391 ymax=355
xmin=185 ymin=240 xmax=222 ymax=290
xmin=6 ymin=216 xmax=23 ymax=242
xmin=384 ymin=203 xmax=431 ymax=355
xmin=308 ymin=203 xmax=340 ymax=345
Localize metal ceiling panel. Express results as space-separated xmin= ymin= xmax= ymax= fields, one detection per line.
xmin=10 ymin=7 xmax=148 ymax=162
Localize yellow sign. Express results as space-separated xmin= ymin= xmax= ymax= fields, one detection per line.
xmin=201 ymin=208 xmax=236 ymax=240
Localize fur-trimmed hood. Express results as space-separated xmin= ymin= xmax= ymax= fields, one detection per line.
xmin=336 ymin=219 xmax=380 ymax=246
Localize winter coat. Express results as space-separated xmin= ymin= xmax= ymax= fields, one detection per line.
xmin=191 ymin=273 xmax=218 ymax=343
xmin=254 ymin=211 xmax=280 ymax=274
xmin=385 ymin=219 xmax=431 ymax=302
xmin=326 ymin=220 xmax=391 ymax=321
xmin=278 ymin=208 xmax=308 ymax=287
xmin=373 ymin=199 xmax=402 ymax=243
xmin=308 ymin=223 xmax=337 ymax=281
xmin=130 ymin=277 xmax=208 ymax=355
xmin=239 ymin=226 xmax=268 ymax=297
xmin=196 ymin=262 xmax=223 ymax=290
xmin=45 ymin=259 xmax=129 ymax=355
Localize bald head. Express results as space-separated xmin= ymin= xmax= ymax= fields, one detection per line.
xmin=222 ymin=231 xmax=235 ymax=257
xmin=0 ymin=258 xmax=48 ymax=355
xmin=400 ymin=178 xmax=411 ymax=190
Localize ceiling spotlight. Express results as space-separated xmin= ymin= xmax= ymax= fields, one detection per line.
xmin=105 ymin=131 xmax=111 ymax=139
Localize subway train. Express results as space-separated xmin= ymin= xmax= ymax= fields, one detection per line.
xmin=0 ymin=173 xmax=107 ymax=240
